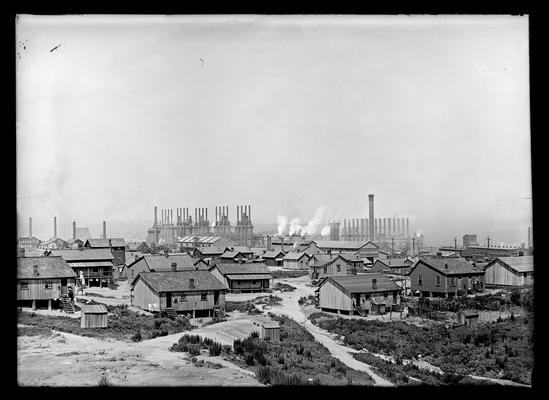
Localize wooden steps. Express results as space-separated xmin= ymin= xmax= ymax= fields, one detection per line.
xmin=61 ymin=297 xmax=75 ymax=314
xmin=163 ymin=308 xmax=177 ymax=319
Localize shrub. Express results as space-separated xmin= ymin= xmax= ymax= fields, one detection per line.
xmin=257 ymin=366 xmax=272 ymax=384
xmin=131 ymin=330 xmax=142 ymax=342
xmin=250 ymin=331 xmax=259 ymax=338
xmin=209 ymin=342 xmax=222 ymax=356
xmin=245 ymin=354 xmax=255 ymax=366
xmin=188 ymin=344 xmax=201 ymax=356
xmin=98 ymin=375 xmax=110 ymax=386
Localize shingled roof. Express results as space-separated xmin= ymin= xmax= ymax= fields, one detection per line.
xmin=85 ymin=238 xmax=126 ymax=248
xmin=262 ymin=250 xmax=285 ymax=259
xmin=314 ymin=240 xmax=377 ymax=250
xmin=133 ymin=270 xmax=227 ymax=293
xmin=375 ymin=258 xmax=411 ymax=268
xmin=194 ymin=246 xmax=228 ymax=256
xmin=321 ymin=273 xmax=400 ymax=294
xmin=143 ymin=254 xmax=206 ymax=271
xmin=311 ymin=254 xmax=347 ymax=267
xmin=489 ymin=256 xmax=534 ymax=273
xmin=213 ymin=263 xmax=271 ymax=275
xmin=50 ymin=248 xmax=114 ymax=261
xmin=283 ymin=252 xmax=311 ymax=261
xmin=18 ymin=256 xmax=77 ymax=279
xmin=411 ymin=258 xmax=484 ymax=276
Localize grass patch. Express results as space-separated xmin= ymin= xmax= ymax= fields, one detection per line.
xmin=228 ymin=314 xmax=374 ymax=386
xmin=313 ymin=314 xmax=533 ymax=385
xmin=18 ymin=306 xmax=193 ymax=341
xmin=273 ymin=282 xmax=296 ymax=292
xmin=170 ymin=334 xmax=226 ymax=357
xmin=270 ymin=270 xmax=309 ymax=279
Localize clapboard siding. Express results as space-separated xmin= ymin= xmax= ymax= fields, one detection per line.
xmin=17 ymin=278 xmax=75 ymax=300
xmin=132 ymin=278 xmax=160 ymax=310
xmin=319 ymin=280 xmax=352 ymax=311
xmin=81 ymin=313 xmax=108 ymax=328
xmin=160 ymin=290 xmax=225 ymax=311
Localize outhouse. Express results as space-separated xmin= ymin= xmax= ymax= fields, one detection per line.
xmin=80 ymin=304 xmax=108 ymax=328
xmin=261 ymin=322 xmax=280 ymax=342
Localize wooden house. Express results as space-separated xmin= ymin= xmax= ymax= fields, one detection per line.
xmin=219 ymin=247 xmax=254 ymax=263
xmin=130 ymin=269 xmax=227 ymax=318
xmin=80 ymin=304 xmax=108 ymax=328
xmin=84 ymin=238 xmax=127 ymax=266
xmin=122 ymin=253 xmax=208 ymax=281
xmin=49 ymin=248 xmax=115 ymax=288
xmin=208 ymin=263 xmax=272 ymax=293
xmin=261 ymin=322 xmax=280 ymax=341
xmin=300 ymin=243 xmax=326 ymax=256
xmin=483 ymin=256 xmax=534 ymax=287
xmin=262 ymin=250 xmax=286 ymax=266
xmin=40 ymin=237 xmax=68 ymax=250
xmin=407 ymin=258 xmax=485 ymax=297
xmin=18 ymin=236 xmax=42 ymax=252
xmin=67 ymin=238 xmax=84 ymax=249
xmin=193 ymin=246 xmax=230 ymax=264
xmin=17 ymin=256 xmax=77 ymax=310
xmin=282 ymin=252 xmax=311 ymax=270
xmin=372 ymin=258 xmax=413 ymax=275
xmin=339 ymin=253 xmax=365 ymax=274
xmin=317 ymin=273 xmax=402 ymax=315
xmin=309 ymin=254 xmax=350 ymax=280
xmin=457 ymin=310 xmax=479 ymax=326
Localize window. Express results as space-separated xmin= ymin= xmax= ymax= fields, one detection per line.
xmin=372 ymin=279 xmax=377 ymax=290
xmin=336 ymin=265 xmax=341 ymax=272
xmin=201 ymin=293 xmax=207 ymax=301
xmin=181 ymin=294 xmax=187 ymax=301
xmin=21 ymin=282 xmax=29 ymax=290
xmin=449 ymin=277 xmax=456 ymax=286
xmin=383 ymin=292 xmax=388 ymax=299
xmin=436 ymin=276 xmax=441 ymax=286
xmin=45 ymin=282 xmax=53 ymax=290
xmin=418 ymin=275 xmax=423 ymax=286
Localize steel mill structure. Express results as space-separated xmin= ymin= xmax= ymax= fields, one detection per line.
xmin=147 ymin=205 xmax=254 ymax=247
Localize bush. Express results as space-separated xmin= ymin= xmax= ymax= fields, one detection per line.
xmin=245 ymin=354 xmax=255 ymax=366
xmin=209 ymin=342 xmax=222 ymax=356
xmin=98 ymin=375 xmax=110 ymax=386
xmin=188 ymin=344 xmax=201 ymax=356
xmin=250 ymin=331 xmax=259 ymax=338
xmin=131 ymin=330 xmax=142 ymax=342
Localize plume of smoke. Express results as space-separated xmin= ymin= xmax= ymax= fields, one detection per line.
xmin=289 ymin=218 xmax=302 ymax=236
xmin=276 ymin=215 xmax=289 ymax=236
xmin=320 ymin=225 xmax=330 ymax=237
xmin=415 ymin=230 xmax=423 ymax=237
xmin=300 ymin=206 xmax=326 ymax=237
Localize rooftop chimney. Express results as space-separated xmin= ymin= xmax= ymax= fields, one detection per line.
xmin=171 ymin=262 xmax=177 ymax=272
xmin=29 ymin=217 xmax=32 ymax=238
xmin=368 ymin=194 xmax=374 ymax=241
xmin=189 ymin=278 xmax=195 ymax=289
xmin=33 ymin=264 xmax=39 ymax=277
xmin=164 ymin=249 xmax=169 ymax=258
xmin=72 ymin=221 xmax=76 ymax=240
xmin=109 ymin=238 xmax=112 ymax=249
xmin=154 ymin=206 xmax=159 ymax=244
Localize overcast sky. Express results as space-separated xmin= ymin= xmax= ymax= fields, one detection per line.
xmin=16 ymin=15 xmax=532 ymax=245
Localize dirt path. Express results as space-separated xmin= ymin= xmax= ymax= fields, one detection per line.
xmin=17 ymin=328 xmax=261 ymax=386
xmin=267 ymin=277 xmax=394 ymax=386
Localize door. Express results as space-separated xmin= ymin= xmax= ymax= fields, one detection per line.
xmin=214 ymin=290 xmax=219 ymax=306
xmin=165 ymin=292 xmax=172 ymax=308
xmin=60 ymin=278 xmax=68 ymax=296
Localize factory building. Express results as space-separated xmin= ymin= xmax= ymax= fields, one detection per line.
xmin=147 ymin=204 xmax=254 ymax=247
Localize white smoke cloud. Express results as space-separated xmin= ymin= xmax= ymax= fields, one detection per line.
xmin=415 ymin=230 xmax=423 ymax=237
xmin=289 ymin=217 xmax=302 ymax=236
xmin=320 ymin=225 xmax=330 ymax=237
xmin=276 ymin=215 xmax=289 ymax=236
xmin=276 ymin=206 xmax=327 ymax=237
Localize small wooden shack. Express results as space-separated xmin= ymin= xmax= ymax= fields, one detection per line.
xmin=80 ymin=304 xmax=108 ymax=328
xmin=261 ymin=322 xmax=280 ymax=342
xmin=458 ymin=310 xmax=479 ymax=326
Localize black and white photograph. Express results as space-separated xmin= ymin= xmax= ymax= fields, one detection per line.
xmin=15 ymin=14 xmax=534 ymax=387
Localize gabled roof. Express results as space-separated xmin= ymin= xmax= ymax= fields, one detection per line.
xmin=283 ymin=252 xmax=311 ymax=261
xmin=50 ymin=248 xmax=114 ymax=261
xmin=314 ymin=240 xmax=378 ymax=250
xmin=18 ymin=256 xmax=77 ymax=279
xmin=408 ymin=258 xmax=484 ymax=276
xmin=194 ymin=246 xmax=228 ymax=256
xmin=374 ymin=258 xmax=411 ymax=268
xmin=80 ymin=304 xmax=108 ymax=314
xmin=220 ymin=250 xmax=250 ymax=259
xmin=311 ymin=254 xmax=347 ymax=267
xmin=85 ymin=238 xmax=126 ymax=248
xmin=262 ymin=250 xmax=286 ymax=259
xmin=231 ymin=246 xmax=254 ymax=254
xmin=178 ymin=235 xmax=236 ymax=245
xmin=212 ymin=263 xmax=271 ymax=275
xmin=143 ymin=254 xmax=207 ymax=271
xmin=320 ymin=273 xmax=400 ymax=294
xmin=339 ymin=253 xmax=364 ymax=263
xmin=488 ymin=256 xmax=533 ymax=273
xmin=133 ymin=270 xmax=227 ymax=293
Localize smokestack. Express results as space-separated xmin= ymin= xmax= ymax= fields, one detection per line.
xmin=102 ymin=221 xmax=106 ymax=239
xmin=383 ymin=218 xmax=386 ymax=236
xmin=205 ymin=208 xmax=208 ymax=222
xmin=154 ymin=206 xmax=158 ymax=226
xmin=407 ymin=218 xmax=410 ymax=238
xmin=248 ymin=205 xmax=251 ymax=222
xmin=171 ymin=262 xmax=177 ymax=272
xmin=29 ymin=217 xmax=32 ymax=238
xmin=267 ymin=235 xmax=272 ymax=251
xmin=528 ymin=226 xmax=531 ymax=249
xmin=352 ymin=219 xmax=355 ymax=240
xmin=401 ymin=218 xmax=405 ymax=236
xmin=237 ymin=205 xmax=240 ymax=223
xmin=393 ymin=218 xmax=396 ymax=236
xmin=368 ymin=194 xmax=374 ymax=241
xmin=53 ymin=216 xmax=57 ymax=238
xmin=72 ymin=221 xmax=76 ymax=240
xmin=195 ymin=208 xmax=197 ymax=223
xmin=215 ymin=206 xmax=218 ymax=223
